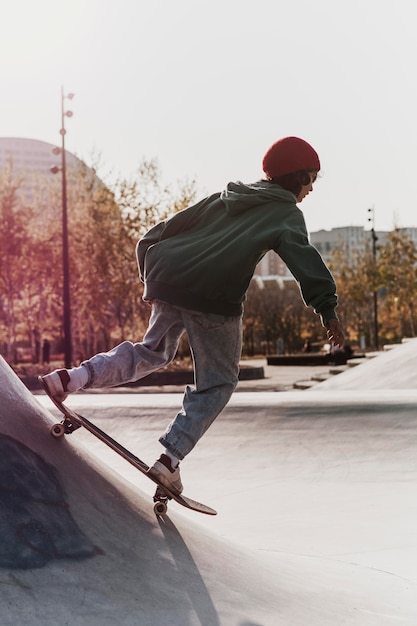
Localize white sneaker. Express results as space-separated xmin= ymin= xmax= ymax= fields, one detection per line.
xmin=41 ymin=369 xmax=70 ymax=402
xmin=148 ymin=454 xmax=183 ymax=495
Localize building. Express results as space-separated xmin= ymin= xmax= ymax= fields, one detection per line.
xmin=311 ymin=226 xmax=417 ymax=265
xmin=311 ymin=226 xmax=366 ymax=263
xmin=0 ymin=137 xmax=85 ymax=207
xmin=0 ymin=137 xmax=81 ymax=173
xmin=0 ymin=136 xmax=103 ymax=230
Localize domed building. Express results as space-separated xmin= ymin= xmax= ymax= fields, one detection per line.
xmin=0 ymin=136 xmax=84 ymax=204
xmin=0 ymin=137 xmax=80 ymax=174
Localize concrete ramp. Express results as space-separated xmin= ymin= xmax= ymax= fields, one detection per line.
xmin=0 ymin=356 xmax=283 ymax=626
xmin=312 ymin=338 xmax=417 ymax=391
xmin=3 ymin=352 xmax=417 ymax=625
xmin=38 ymin=390 xmax=417 ymax=626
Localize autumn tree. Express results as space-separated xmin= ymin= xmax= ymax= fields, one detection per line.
xmin=243 ymin=276 xmax=322 ymax=355
xmin=62 ymin=159 xmax=198 ymax=360
xmin=378 ymin=229 xmax=417 ymax=340
xmin=0 ymin=169 xmax=25 ymax=359
xmin=0 ymin=155 xmax=199 ymax=366
xmin=328 ymin=246 xmax=377 ymax=346
xmin=116 ymin=159 xmax=197 ymax=239
xmin=19 ymin=176 xmax=63 ymax=362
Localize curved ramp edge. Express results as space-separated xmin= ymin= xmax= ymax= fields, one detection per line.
xmin=0 ymin=357 xmax=283 ymax=625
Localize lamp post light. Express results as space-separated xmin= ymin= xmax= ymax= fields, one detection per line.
xmin=367 ymin=206 xmax=379 ymax=350
xmin=51 ymin=86 xmax=74 ymax=368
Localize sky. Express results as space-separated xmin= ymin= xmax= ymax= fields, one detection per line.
xmin=1 ymin=0 xmax=416 ymax=233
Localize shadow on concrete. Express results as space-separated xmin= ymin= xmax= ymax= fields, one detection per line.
xmin=157 ymin=515 xmax=220 ymax=626
xmin=0 ymin=433 xmax=97 ymax=569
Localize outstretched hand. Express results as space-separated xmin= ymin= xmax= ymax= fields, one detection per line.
xmin=325 ymin=318 xmax=344 ymax=348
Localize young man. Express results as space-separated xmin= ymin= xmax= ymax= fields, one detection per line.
xmin=42 ymin=136 xmax=344 ymax=495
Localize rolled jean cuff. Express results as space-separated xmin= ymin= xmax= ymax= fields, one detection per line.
xmin=159 ymin=437 xmax=185 ymax=461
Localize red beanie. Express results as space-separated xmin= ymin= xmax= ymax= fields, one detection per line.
xmin=262 ymin=136 xmax=320 ymax=178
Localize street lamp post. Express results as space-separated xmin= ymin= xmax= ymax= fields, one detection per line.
xmin=51 ymin=86 xmax=74 ymax=368
xmin=367 ymin=206 xmax=379 ymax=349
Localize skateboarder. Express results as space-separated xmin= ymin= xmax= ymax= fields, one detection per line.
xmin=42 ymin=136 xmax=344 ymax=496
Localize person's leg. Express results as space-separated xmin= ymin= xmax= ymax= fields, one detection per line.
xmin=159 ymin=310 xmax=242 ymax=460
xmin=42 ymin=301 xmax=185 ymax=398
xmin=82 ymin=301 xmax=185 ymax=388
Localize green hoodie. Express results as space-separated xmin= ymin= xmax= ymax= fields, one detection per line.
xmin=136 ymin=181 xmax=338 ymax=324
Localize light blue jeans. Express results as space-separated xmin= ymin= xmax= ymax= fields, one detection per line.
xmin=81 ymin=301 xmax=242 ymax=459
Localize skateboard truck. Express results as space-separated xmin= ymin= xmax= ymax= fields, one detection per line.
xmin=153 ymin=487 xmax=170 ymax=516
xmin=51 ymin=417 xmax=81 ymax=437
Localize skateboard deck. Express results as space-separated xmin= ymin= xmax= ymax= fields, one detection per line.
xmin=40 ymin=378 xmax=216 ymax=516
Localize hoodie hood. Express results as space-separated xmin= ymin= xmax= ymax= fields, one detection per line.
xmin=220 ymin=180 xmax=296 ymax=216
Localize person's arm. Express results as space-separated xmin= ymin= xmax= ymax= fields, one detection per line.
xmin=275 ymin=212 xmax=344 ymax=345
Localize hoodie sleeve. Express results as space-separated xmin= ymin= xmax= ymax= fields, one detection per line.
xmin=275 ymin=214 xmax=338 ymax=325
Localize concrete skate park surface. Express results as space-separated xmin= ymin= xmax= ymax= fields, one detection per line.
xmin=1 ymin=340 xmax=417 ymax=625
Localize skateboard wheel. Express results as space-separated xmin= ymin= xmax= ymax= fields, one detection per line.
xmin=50 ymin=423 xmax=66 ymax=438
xmin=154 ymin=501 xmax=168 ymax=516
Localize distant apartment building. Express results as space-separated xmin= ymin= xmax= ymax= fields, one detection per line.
xmin=310 ymin=226 xmax=386 ymax=265
xmin=311 ymin=226 xmax=417 ymax=264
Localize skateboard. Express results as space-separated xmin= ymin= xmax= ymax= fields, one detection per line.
xmin=39 ymin=378 xmax=216 ymax=517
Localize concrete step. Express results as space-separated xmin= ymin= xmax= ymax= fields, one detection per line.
xmin=348 ymin=358 xmax=367 ymax=368
xmin=328 ymin=366 xmax=349 ymax=375
xmin=311 ymin=373 xmax=333 ymax=382
xmin=293 ymin=379 xmax=318 ymax=390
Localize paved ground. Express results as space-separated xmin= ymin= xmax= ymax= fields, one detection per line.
xmin=1 ymin=341 xmax=417 ymax=625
